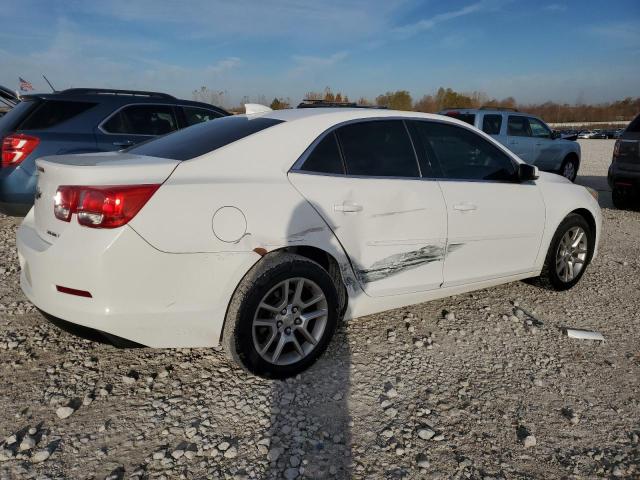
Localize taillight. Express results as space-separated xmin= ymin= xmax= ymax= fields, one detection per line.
xmin=2 ymin=133 xmax=40 ymax=168
xmin=53 ymin=184 xmax=160 ymax=228
xmin=612 ymin=139 xmax=621 ymax=161
xmin=53 ymin=186 xmax=79 ymax=222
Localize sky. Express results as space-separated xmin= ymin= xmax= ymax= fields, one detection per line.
xmin=1 ymin=0 xmax=639 ymax=107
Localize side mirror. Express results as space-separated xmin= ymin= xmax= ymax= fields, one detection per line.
xmin=551 ymin=130 xmax=561 ymax=140
xmin=518 ymin=163 xmax=539 ymax=182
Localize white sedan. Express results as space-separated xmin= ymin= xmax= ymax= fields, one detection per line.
xmin=17 ymin=107 xmax=601 ymax=377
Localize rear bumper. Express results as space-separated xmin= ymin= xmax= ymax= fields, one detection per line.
xmin=608 ymin=163 xmax=640 ymax=191
xmin=0 ymin=201 xmax=30 ymax=216
xmin=17 ymin=211 xmax=259 ymax=347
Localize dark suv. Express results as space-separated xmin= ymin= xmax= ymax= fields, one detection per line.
xmin=608 ymin=113 xmax=640 ymax=209
xmin=0 ymin=88 xmax=228 ymax=215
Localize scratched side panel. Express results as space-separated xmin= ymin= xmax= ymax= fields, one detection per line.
xmin=288 ymin=173 xmax=449 ymax=297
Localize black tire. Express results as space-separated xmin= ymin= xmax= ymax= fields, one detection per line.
xmin=222 ymin=252 xmax=340 ymax=378
xmin=612 ymin=187 xmax=634 ymax=210
xmin=559 ymin=156 xmax=578 ymax=182
xmin=540 ymin=213 xmax=594 ymax=291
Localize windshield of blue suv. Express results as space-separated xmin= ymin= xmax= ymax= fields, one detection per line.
xmin=126 ymin=115 xmax=284 ymax=160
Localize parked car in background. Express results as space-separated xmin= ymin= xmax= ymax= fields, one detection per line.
xmin=17 ymin=108 xmax=601 ymax=377
xmin=440 ymin=107 xmax=581 ymax=181
xmin=0 ymin=88 xmax=229 ymax=216
xmin=560 ymin=130 xmax=578 ymax=141
xmin=609 ymin=129 xmax=624 ymax=139
xmin=608 ymin=113 xmax=640 ymax=209
xmin=0 ymin=85 xmax=19 ymax=118
xmin=578 ymin=130 xmax=607 ymax=139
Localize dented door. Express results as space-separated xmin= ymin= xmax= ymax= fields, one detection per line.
xmin=288 ymin=173 xmax=447 ymax=297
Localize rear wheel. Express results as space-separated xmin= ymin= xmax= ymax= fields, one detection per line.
xmin=222 ymin=252 xmax=340 ymax=378
xmin=612 ymin=187 xmax=636 ymax=210
xmin=540 ymin=214 xmax=594 ymax=290
xmin=560 ymin=156 xmax=578 ymax=182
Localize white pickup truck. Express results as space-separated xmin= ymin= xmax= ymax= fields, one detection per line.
xmin=439 ymin=107 xmax=581 ymax=181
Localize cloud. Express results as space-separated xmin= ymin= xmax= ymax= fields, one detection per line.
xmin=590 ymin=22 xmax=640 ymax=47
xmin=0 ymin=17 xmax=242 ymax=100
xmin=394 ymin=2 xmax=485 ymax=37
xmin=544 ymin=3 xmax=567 ymax=11
xmin=289 ymin=51 xmax=349 ymax=76
xmin=69 ymin=0 xmax=413 ymax=45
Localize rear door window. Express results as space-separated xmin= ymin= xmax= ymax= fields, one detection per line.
xmin=182 ymin=106 xmax=223 ymax=126
xmin=336 ymin=120 xmax=420 ymax=177
xmin=18 ymin=100 xmax=97 ymax=130
xmin=102 ymin=105 xmax=178 ymax=136
xmin=127 ymin=116 xmax=284 ymax=160
xmin=300 ymin=132 xmax=345 ymax=174
xmin=482 ymin=114 xmax=502 ymax=135
xmin=507 ymin=116 xmax=531 ymax=137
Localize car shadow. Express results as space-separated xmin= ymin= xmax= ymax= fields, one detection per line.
xmin=263 ymin=201 xmax=353 ymax=479
xmin=575 ymin=175 xmax=614 ymax=209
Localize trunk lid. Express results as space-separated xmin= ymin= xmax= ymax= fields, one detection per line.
xmin=34 ymin=152 xmax=179 ymax=243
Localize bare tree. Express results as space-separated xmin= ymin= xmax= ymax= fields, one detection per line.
xmin=192 ymin=86 xmax=227 ymax=108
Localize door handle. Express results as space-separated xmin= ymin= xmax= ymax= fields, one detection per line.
xmin=334 ymin=202 xmax=363 ymax=213
xmin=453 ymin=203 xmax=477 ymax=212
xmin=113 ymin=140 xmax=134 ymax=148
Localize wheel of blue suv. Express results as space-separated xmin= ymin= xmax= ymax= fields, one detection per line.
xmin=560 ymin=156 xmax=578 ymax=182
xmin=222 ymin=252 xmax=340 ymax=378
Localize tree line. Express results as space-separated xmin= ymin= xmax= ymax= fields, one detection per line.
xmin=195 ymin=86 xmax=639 ymax=123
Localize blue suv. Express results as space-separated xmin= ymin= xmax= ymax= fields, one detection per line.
xmin=0 ymin=88 xmax=229 ymax=215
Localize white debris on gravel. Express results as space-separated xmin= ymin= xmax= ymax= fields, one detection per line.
xmin=1 ymin=141 xmax=639 ymax=479
xmin=55 ymin=407 xmax=75 ymax=419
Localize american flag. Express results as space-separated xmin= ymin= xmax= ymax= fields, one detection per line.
xmin=19 ymin=77 xmax=34 ymax=92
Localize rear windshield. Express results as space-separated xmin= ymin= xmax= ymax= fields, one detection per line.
xmin=0 ymin=100 xmax=38 ymax=133
xmin=18 ymin=100 xmax=97 ymax=130
xmin=127 ymin=116 xmax=284 ymax=160
xmin=444 ymin=112 xmax=475 ymax=126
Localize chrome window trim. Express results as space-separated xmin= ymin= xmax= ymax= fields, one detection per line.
xmin=290 ymin=116 xmax=523 ymax=184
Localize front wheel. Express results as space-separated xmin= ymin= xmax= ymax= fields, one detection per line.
xmin=222 ymin=252 xmax=340 ymax=378
xmin=540 ymin=213 xmax=594 ymax=291
xmin=560 ymin=156 xmax=578 ymax=182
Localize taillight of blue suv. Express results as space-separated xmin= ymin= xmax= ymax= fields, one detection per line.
xmin=1 ymin=134 xmax=40 ymax=168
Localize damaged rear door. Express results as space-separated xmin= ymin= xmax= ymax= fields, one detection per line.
xmin=288 ymin=119 xmax=448 ymax=297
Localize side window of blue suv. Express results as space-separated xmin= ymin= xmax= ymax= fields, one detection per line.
xmin=102 ymin=105 xmax=178 ymax=136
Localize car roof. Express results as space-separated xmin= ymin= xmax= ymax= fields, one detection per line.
xmin=438 ymin=107 xmax=525 ymax=115
xmin=258 ymin=107 xmax=449 ymax=124
xmin=21 ymin=88 xmax=228 ymax=114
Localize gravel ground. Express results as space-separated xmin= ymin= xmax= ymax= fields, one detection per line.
xmin=1 ymin=140 xmax=638 ymax=479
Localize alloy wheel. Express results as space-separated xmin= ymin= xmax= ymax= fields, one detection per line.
xmin=563 ymin=161 xmax=576 ymax=180
xmin=252 ymin=277 xmax=328 ymax=366
xmin=555 ymin=226 xmax=588 ymax=282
